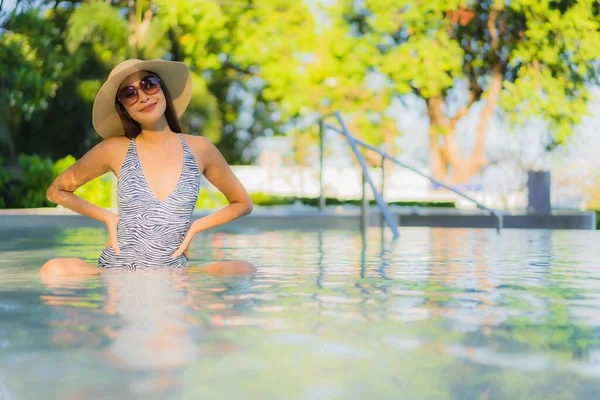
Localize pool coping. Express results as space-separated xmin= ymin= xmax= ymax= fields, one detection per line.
xmin=0 ymin=207 xmax=595 ymax=230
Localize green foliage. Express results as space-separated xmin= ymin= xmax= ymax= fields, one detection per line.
xmin=372 ymin=0 xmax=464 ymax=98
xmin=229 ymin=1 xmax=316 ymax=103
xmin=8 ymin=154 xmax=54 ymax=208
xmin=0 ymin=158 xmax=12 ymax=208
xmin=196 ymin=190 xmax=456 ymax=209
xmin=52 ymin=155 xmax=112 ymax=208
xmin=65 ymin=0 xmax=170 ymax=64
xmin=51 ymin=155 xmax=77 ymax=179
xmin=499 ymin=0 xmax=600 ymax=143
xmin=0 ymin=31 xmax=57 ymax=117
xmin=65 ymin=1 xmax=128 ymax=64
xmin=179 ymin=74 xmax=222 ymax=142
xmin=1 ymin=8 xmax=89 ymax=159
xmin=0 ymin=30 xmax=59 ymax=156
xmin=195 ymin=187 xmax=227 ymax=210
xmin=248 ymin=193 xmax=456 ymax=208
xmin=312 ymin=0 xmax=600 ymax=178
xmin=275 ymin=1 xmax=399 ymax=153
xmin=3 ymin=0 xmax=600 ymax=179
xmin=0 ymin=154 xmax=113 ymax=209
xmin=154 ymin=0 xmax=227 ymax=69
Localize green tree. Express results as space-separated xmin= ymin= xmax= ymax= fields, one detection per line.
xmin=0 ymin=9 xmax=73 ymax=158
xmin=3 ymin=0 xmax=319 ymax=165
xmin=11 ymin=0 xmax=221 ymax=158
xmin=63 ymin=0 xmax=315 ymax=163
xmin=312 ymin=0 xmax=600 ymax=184
xmin=158 ymin=0 xmax=317 ymax=163
xmin=215 ymin=1 xmax=398 ymax=167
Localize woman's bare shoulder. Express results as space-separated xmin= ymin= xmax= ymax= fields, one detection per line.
xmin=98 ymin=135 xmax=130 ymax=148
xmin=181 ymin=133 xmax=213 ymax=149
xmin=181 ymin=134 xmax=215 ymax=170
xmin=91 ymin=136 xmax=130 ymax=173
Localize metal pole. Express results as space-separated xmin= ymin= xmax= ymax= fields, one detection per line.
xmin=380 ymin=153 xmax=385 ymax=226
xmin=323 ymin=122 xmax=502 ymax=233
xmin=496 ymin=211 xmax=503 ymax=233
xmin=361 ymin=172 xmax=368 ymax=231
xmin=319 ymin=120 xmax=325 ymax=212
xmin=333 ymin=112 xmax=400 ymax=238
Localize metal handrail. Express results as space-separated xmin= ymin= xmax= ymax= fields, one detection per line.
xmin=319 ymin=111 xmax=503 ymax=233
xmin=319 ymin=113 xmax=400 ymax=238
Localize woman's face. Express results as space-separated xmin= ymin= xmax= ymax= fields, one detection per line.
xmin=117 ymin=70 xmax=167 ymax=126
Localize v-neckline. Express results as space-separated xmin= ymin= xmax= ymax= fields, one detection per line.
xmin=133 ymin=134 xmax=185 ymax=203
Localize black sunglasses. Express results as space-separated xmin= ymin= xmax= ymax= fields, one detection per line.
xmin=117 ymin=74 xmax=162 ymax=107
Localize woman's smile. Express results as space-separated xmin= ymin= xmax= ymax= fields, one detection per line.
xmin=139 ymin=102 xmax=157 ymax=112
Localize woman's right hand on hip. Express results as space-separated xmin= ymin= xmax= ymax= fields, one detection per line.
xmin=104 ymin=213 xmax=121 ymax=254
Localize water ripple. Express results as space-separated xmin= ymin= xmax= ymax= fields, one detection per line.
xmin=0 ymin=227 xmax=600 ymax=398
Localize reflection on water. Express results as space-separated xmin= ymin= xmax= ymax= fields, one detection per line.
xmin=101 ymin=270 xmax=202 ymax=370
xmin=1 ymin=226 xmax=600 ymax=398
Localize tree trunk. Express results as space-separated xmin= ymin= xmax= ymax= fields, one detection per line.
xmin=168 ymin=28 xmax=182 ymax=61
xmin=427 ymin=95 xmax=449 ymax=181
xmin=128 ymin=0 xmax=137 ymax=58
xmin=427 ymin=83 xmax=497 ymax=185
xmin=138 ymin=0 xmax=154 ymax=51
xmin=426 ymin=7 xmax=504 ymax=186
xmin=453 ymin=63 xmax=502 ymax=184
xmin=427 ymin=75 xmax=500 ymax=185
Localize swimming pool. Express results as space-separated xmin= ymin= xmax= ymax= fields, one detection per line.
xmin=1 ymin=225 xmax=599 ymax=399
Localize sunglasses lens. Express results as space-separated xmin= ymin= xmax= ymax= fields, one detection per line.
xmin=118 ymin=86 xmax=138 ymax=106
xmin=140 ymin=75 xmax=161 ymax=95
xmin=117 ymin=75 xmax=161 ymax=107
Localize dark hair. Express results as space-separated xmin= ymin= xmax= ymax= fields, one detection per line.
xmin=115 ymin=71 xmax=183 ymax=139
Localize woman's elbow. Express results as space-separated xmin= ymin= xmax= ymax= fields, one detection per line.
xmin=243 ymin=200 xmax=254 ymax=216
xmin=46 ymin=184 xmax=60 ymax=204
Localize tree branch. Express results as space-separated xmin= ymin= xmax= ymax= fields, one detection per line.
xmin=168 ymin=27 xmax=182 ymax=61
xmin=449 ymin=88 xmax=476 ymax=131
xmin=128 ymin=0 xmax=137 ymax=58
xmin=222 ymin=61 xmax=255 ymax=76
xmin=427 ymin=96 xmax=450 ymax=179
xmin=137 ymin=0 xmax=154 ymax=45
xmin=472 ymin=7 xmax=504 ymax=170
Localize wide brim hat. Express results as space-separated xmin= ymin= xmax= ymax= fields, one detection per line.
xmin=92 ymin=59 xmax=192 ymax=139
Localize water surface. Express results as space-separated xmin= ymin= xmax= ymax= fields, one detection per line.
xmin=0 ymin=226 xmax=599 ymax=399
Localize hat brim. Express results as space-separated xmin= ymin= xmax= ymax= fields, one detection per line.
xmin=92 ymin=60 xmax=192 ymax=139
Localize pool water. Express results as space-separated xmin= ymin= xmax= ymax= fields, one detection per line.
xmin=1 ymin=225 xmax=599 ymax=399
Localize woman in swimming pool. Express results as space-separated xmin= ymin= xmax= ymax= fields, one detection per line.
xmin=41 ymin=59 xmax=255 ymax=275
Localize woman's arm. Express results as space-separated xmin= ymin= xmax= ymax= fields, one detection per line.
xmin=192 ymin=138 xmax=253 ymax=232
xmin=47 ymin=138 xmax=126 ymax=252
xmin=172 ymin=137 xmax=253 ymax=258
xmin=47 ymin=138 xmax=122 ymax=224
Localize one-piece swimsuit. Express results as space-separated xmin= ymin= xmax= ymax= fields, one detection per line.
xmin=98 ymin=133 xmax=200 ymax=269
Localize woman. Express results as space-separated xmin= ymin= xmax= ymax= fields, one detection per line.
xmin=41 ymin=59 xmax=255 ymax=275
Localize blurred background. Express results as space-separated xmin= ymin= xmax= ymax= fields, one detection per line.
xmin=1 ymin=0 xmax=599 ymax=221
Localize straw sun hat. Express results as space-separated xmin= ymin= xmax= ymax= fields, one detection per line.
xmin=92 ymin=59 xmax=192 ymax=139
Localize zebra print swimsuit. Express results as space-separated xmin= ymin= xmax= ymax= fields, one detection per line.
xmin=98 ymin=133 xmax=200 ymax=270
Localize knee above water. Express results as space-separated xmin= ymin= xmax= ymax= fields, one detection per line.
xmin=40 ymin=258 xmax=66 ymax=275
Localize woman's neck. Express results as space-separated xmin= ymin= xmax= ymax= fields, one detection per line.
xmin=138 ymin=118 xmax=176 ymax=146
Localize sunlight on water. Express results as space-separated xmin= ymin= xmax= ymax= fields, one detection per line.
xmin=1 ymin=225 xmax=599 ymax=399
